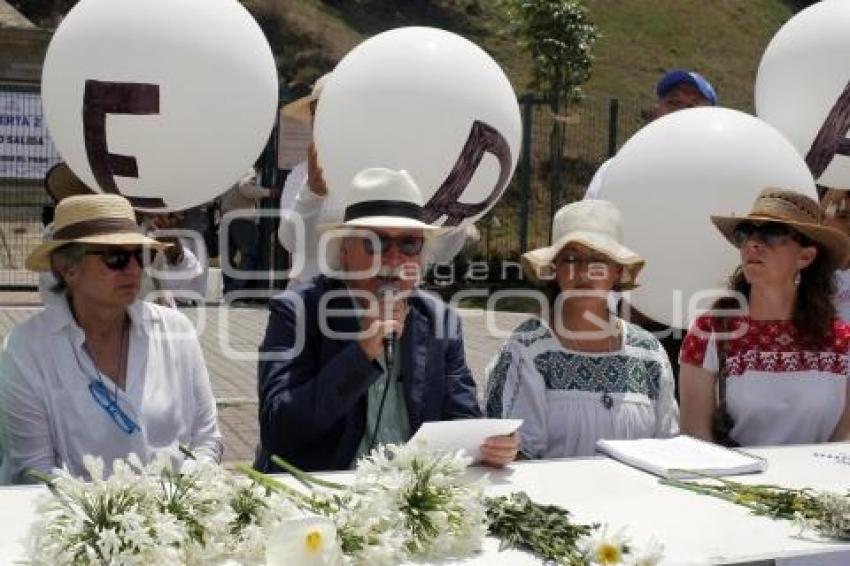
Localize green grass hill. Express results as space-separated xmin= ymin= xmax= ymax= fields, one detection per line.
xmin=248 ymin=0 xmax=796 ymax=111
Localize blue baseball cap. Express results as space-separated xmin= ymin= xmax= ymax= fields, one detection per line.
xmin=656 ymin=69 xmax=718 ymax=106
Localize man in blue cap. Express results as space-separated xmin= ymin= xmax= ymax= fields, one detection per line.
xmin=584 ymin=69 xmax=718 ymax=200
xmin=653 ymin=69 xmax=718 ymax=117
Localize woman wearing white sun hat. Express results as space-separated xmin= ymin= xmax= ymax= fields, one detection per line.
xmin=485 ymin=199 xmax=679 ymax=459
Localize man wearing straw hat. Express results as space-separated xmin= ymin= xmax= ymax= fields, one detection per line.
xmin=256 ymin=167 xmax=519 ymax=472
xmin=0 ymin=193 xmax=221 ymax=482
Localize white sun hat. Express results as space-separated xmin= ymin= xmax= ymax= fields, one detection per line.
xmin=521 ymin=199 xmax=644 ymax=289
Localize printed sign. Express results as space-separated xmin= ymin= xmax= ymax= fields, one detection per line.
xmin=0 ymin=90 xmax=61 ymax=179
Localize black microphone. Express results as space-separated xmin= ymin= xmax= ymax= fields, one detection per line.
xmin=377 ymin=282 xmax=399 ymax=367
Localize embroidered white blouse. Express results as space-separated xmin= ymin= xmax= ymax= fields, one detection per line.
xmin=680 ymin=314 xmax=850 ymax=446
xmin=485 ymin=317 xmax=679 ymax=459
xmin=0 ymin=298 xmax=222 ymax=483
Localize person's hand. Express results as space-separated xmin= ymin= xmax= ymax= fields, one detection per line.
xmin=358 ymin=299 xmax=408 ymax=361
xmin=479 ymin=432 xmax=520 ymax=468
xmin=307 ymin=141 xmax=328 ymax=197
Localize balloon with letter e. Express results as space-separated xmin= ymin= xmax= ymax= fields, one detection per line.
xmin=41 ymin=0 xmax=278 ymax=211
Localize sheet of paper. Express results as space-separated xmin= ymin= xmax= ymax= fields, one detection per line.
xmin=408 ymin=419 xmax=522 ymax=461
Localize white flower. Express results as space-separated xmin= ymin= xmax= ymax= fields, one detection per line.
xmin=579 ymin=525 xmax=632 ymax=565
xmin=265 ymin=516 xmax=343 ymax=565
xmin=626 ymin=538 xmax=664 ymax=566
xmin=815 ymin=491 xmax=850 ymax=540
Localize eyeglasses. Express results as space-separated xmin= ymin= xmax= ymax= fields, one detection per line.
xmin=88 ymin=379 xmax=140 ymax=435
xmin=86 ymin=248 xmax=145 ymax=271
xmin=361 ymin=234 xmax=425 ymax=256
xmin=732 ymin=222 xmax=808 ymax=248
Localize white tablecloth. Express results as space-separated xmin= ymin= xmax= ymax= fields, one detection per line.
xmin=1 ymin=443 xmax=849 ymax=565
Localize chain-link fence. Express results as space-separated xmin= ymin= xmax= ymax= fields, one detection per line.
xmin=468 ymin=95 xmax=650 ymax=262
xmin=0 ymin=82 xmax=649 ymax=290
xmin=0 ymin=83 xmax=60 ymax=288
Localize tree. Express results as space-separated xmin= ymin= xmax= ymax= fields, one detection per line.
xmin=503 ymin=0 xmax=598 ymax=109
xmin=503 ymin=0 xmax=597 ymax=234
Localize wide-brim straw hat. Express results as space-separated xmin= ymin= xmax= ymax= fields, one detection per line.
xmin=26 ymin=194 xmax=168 ymax=272
xmin=711 ymin=188 xmax=850 ymax=268
xmin=281 ymin=73 xmax=331 ymax=124
xmin=521 ymin=199 xmax=645 ymax=290
xmin=44 ymin=162 xmax=95 ymax=203
xmin=319 ymin=168 xmax=449 ymax=236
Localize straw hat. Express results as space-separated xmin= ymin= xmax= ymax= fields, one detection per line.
xmin=521 ymin=200 xmax=644 ymax=289
xmin=44 ymin=162 xmax=95 ymax=203
xmin=319 ymin=168 xmax=447 ymax=235
xmin=711 ymin=188 xmax=850 ymax=268
xmin=281 ymin=73 xmax=331 ymax=124
xmin=26 ymin=194 xmax=168 ymax=272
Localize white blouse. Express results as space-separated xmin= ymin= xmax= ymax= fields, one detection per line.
xmin=485 ymin=317 xmax=679 ymax=459
xmin=0 ymin=298 xmax=222 ymax=483
xmin=680 ymin=315 xmax=849 ymax=446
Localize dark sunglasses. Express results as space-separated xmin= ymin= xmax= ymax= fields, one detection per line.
xmin=732 ymin=222 xmax=810 ymax=248
xmin=86 ymin=248 xmax=145 ymax=271
xmin=88 ymin=380 xmax=140 ymax=435
xmin=361 ymin=234 xmax=425 ymax=256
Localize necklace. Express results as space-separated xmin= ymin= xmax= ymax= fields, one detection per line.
xmin=557 ymin=317 xmax=622 ymax=411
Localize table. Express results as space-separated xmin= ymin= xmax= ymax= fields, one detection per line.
xmin=1 ymin=443 xmax=849 ymax=565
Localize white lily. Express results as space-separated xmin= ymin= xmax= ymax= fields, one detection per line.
xmin=265 ymin=516 xmax=342 ymax=566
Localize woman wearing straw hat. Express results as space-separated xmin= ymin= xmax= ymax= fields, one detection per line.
xmin=0 ymin=194 xmax=222 ymax=483
xmin=485 ymin=200 xmax=679 ymax=459
xmin=680 ymin=189 xmax=850 ymax=446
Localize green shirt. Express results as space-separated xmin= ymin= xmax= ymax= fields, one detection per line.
xmin=353 ymin=337 xmax=411 ymax=465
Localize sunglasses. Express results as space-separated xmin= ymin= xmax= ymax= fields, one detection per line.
xmin=86 ymin=248 xmax=145 ymax=271
xmin=360 ymin=234 xmax=425 ymax=256
xmin=88 ymin=380 xmax=140 ymax=435
xmin=732 ymin=222 xmax=811 ymax=249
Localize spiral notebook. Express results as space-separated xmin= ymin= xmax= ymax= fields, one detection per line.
xmin=596 ymin=435 xmax=768 ymax=479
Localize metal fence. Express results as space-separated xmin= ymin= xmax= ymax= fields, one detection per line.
xmin=468 ymin=95 xmax=650 ymax=262
xmin=0 ymin=82 xmax=649 ymax=289
xmin=0 ymin=83 xmax=60 ymax=288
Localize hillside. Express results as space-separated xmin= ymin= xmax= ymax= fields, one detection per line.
xmin=248 ymin=0 xmax=795 ymax=110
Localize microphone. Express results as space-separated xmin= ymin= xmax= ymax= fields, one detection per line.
xmin=377 ymin=281 xmax=399 ymax=366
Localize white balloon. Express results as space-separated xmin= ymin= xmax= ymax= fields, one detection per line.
xmin=602 ymin=107 xmax=817 ymax=328
xmin=314 ymin=27 xmax=522 ymax=228
xmin=755 ymin=0 xmax=850 ymax=190
xmin=41 ymin=0 xmax=278 ymax=211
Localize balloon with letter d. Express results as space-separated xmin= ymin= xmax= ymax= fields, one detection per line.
xmin=314 ymin=27 xmax=522 ymax=229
